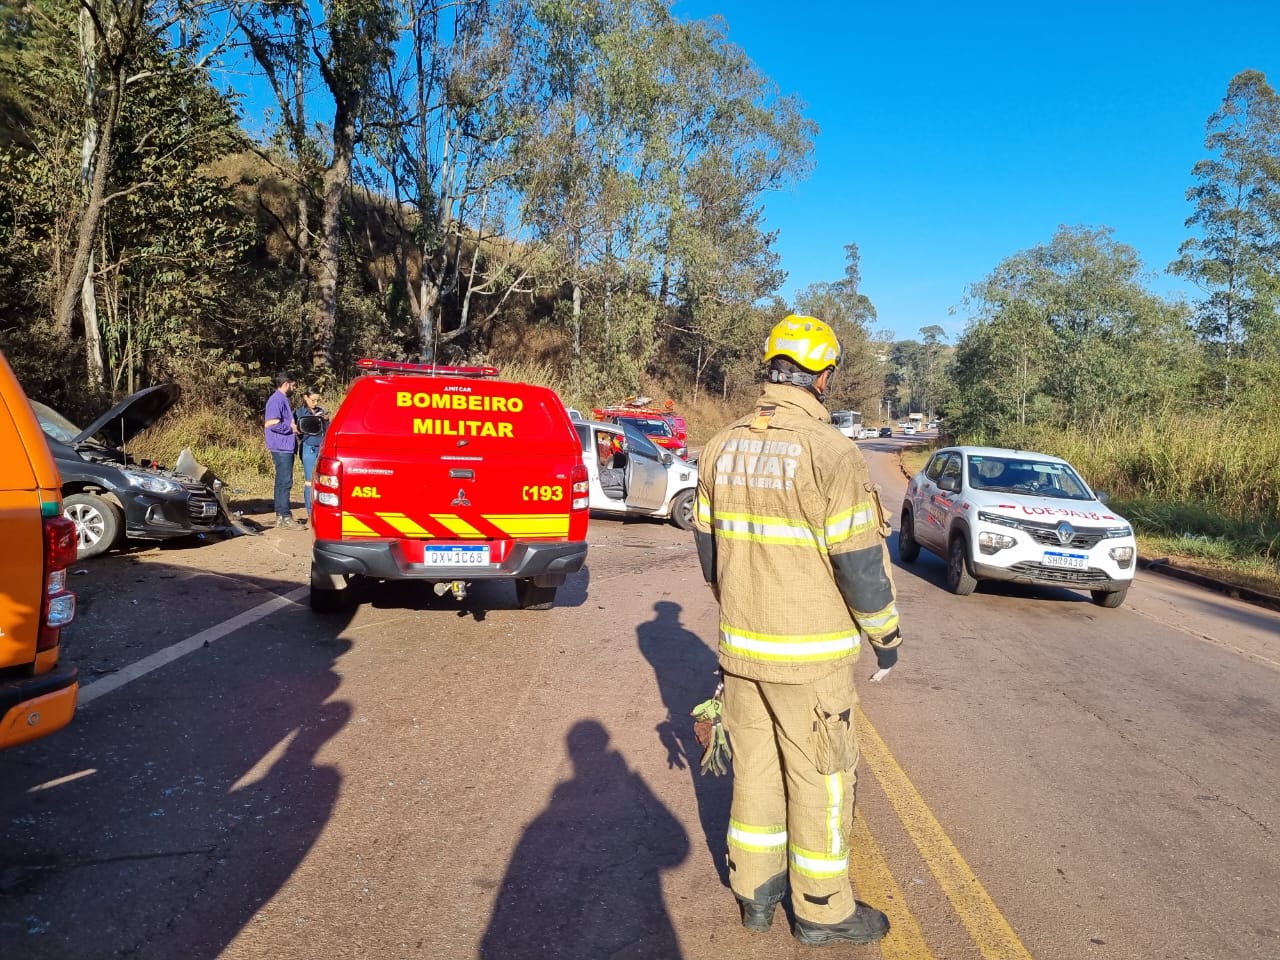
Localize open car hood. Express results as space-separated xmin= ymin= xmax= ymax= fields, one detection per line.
xmin=73 ymin=383 xmax=182 ymax=446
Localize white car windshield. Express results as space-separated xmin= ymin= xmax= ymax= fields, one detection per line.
xmin=966 ymin=455 xmax=1094 ymax=501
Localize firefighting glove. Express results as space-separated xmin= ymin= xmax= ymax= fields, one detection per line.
xmin=874 ymin=644 xmax=899 ymax=670
xmin=691 ymin=682 xmax=732 ymax=777
xmin=873 ymin=627 xmax=901 ymax=670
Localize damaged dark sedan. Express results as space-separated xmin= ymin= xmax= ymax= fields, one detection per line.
xmin=31 ymin=384 xmax=231 ymax=558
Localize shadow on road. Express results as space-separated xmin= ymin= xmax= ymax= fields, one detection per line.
xmin=0 ymin=564 xmax=355 ymax=960
xmin=364 ymin=564 xmax=591 ymax=620
xmin=636 ymin=600 xmax=732 ymax=886
xmin=479 ymin=720 xmax=688 ymax=960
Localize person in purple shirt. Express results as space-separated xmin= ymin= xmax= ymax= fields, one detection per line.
xmin=263 ymin=372 xmax=299 ymax=527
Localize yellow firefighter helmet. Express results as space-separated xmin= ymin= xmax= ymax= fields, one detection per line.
xmin=763 ymin=315 xmax=842 ymax=372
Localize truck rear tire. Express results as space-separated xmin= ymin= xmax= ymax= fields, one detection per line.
xmin=310 ymin=563 xmax=351 ymax=613
xmin=516 ymin=578 xmax=557 ymax=610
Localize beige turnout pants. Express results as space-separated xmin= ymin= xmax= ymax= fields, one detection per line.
xmin=722 ymin=663 xmax=860 ymax=924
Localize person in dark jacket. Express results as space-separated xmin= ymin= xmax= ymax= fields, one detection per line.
xmin=295 ymin=386 xmax=329 ymax=519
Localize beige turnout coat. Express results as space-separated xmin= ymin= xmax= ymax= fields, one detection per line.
xmin=694 ymin=385 xmax=901 ymax=685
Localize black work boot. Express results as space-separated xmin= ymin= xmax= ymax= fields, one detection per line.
xmin=736 ymin=898 xmax=778 ymax=933
xmin=793 ymin=902 xmax=890 ymax=945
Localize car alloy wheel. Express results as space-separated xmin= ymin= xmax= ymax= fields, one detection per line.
xmin=63 ymin=493 xmax=122 ymax=559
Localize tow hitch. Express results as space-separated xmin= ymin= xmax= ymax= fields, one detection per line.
xmin=433 ymin=580 xmax=468 ymax=601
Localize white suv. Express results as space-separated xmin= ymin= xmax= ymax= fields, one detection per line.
xmin=899 ymin=446 xmax=1136 ymax=607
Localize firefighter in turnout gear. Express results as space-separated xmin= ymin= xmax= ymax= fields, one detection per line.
xmin=693 ymin=314 xmax=903 ymax=946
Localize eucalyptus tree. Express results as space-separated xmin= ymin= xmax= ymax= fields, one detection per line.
xmin=362 ymin=0 xmax=563 ymax=361
xmin=793 ymin=244 xmax=880 ymax=413
xmin=655 ymin=12 xmax=814 ymax=395
xmin=951 ymin=225 xmax=1193 ymax=441
xmin=918 ymin=324 xmax=946 ymax=419
xmin=235 ymin=0 xmax=398 ymax=372
xmin=514 ymin=0 xmax=680 ymax=377
xmin=16 ymin=0 xmax=230 ymax=384
xmin=1 ymin=0 xmax=245 ymax=392
xmin=1170 ymin=69 xmax=1280 ymax=403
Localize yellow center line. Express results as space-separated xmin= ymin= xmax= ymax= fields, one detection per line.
xmin=858 ymin=705 xmax=1036 ymax=960
xmin=849 ymin=810 xmax=935 ymax=958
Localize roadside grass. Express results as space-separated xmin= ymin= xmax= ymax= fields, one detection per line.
xmin=899 ymin=445 xmax=933 ymax=478
xmin=958 ymin=412 xmax=1280 ymax=598
xmin=139 ymin=401 xmax=280 ymax=507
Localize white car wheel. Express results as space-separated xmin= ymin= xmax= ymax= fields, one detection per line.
xmin=63 ymin=493 xmax=122 ymax=559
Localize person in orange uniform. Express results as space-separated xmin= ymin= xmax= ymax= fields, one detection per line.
xmin=692 ymin=315 xmax=903 ymax=946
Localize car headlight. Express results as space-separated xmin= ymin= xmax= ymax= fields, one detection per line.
xmin=122 ymin=469 xmax=185 ymax=495
xmin=1109 ymin=545 xmax=1134 ymax=568
xmin=977 ymin=530 xmax=1017 ymax=554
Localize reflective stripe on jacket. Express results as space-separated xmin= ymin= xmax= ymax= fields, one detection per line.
xmin=694 ymin=385 xmax=899 ymax=684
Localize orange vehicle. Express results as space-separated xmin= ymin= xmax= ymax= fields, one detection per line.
xmin=309 ymin=359 xmax=589 ymax=612
xmin=0 ymin=351 xmax=79 ymax=751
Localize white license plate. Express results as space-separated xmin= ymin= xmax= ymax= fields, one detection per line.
xmin=423 ymin=546 xmax=490 ymax=566
xmin=200 ymin=502 xmax=218 ymax=518
xmin=1042 ymin=550 xmax=1087 ymax=570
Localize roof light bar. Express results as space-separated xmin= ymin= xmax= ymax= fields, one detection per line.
xmin=356 ymin=358 xmax=499 ymax=378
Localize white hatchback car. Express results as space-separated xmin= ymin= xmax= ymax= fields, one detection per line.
xmin=899 ymin=446 xmax=1137 ymax=607
xmin=572 ymin=419 xmax=696 ymax=530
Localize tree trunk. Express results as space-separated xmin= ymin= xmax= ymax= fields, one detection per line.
xmin=57 ymin=1 xmax=129 ymax=340
xmin=310 ymin=99 xmax=356 ymax=372
xmin=572 ymin=280 xmax=582 ymax=355
xmin=82 ymin=256 xmax=105 ymax=387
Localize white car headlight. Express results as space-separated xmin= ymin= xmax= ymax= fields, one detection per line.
xmin=122 ymin=470 xmax=184 ymax=495
xmin=977 ymin=530 xmax=1017 ymax=554
xmin=1109 ymin=545 xmax=1135 ymax=568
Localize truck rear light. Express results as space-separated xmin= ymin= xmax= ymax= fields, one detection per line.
xmin=570 ymin=464 xmax=590 ymax=511
xmin=45 ymin=593 xmax=76 ymax=628
xmin=316 ymin=457 xmax=342 ymax=507
xmin=39 ymin=515 xmax=78 ymax=650
xmin=45 ymin=515 xmax=78 ymax=569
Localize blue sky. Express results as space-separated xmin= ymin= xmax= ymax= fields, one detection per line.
xmin=673 ymin=1 xmax=1280 ymax=342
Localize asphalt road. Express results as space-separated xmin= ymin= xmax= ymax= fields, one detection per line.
xmin=2 ymin=438 xmax=1277 ymax=960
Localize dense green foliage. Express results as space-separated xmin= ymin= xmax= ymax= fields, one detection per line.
xmin=0 ymin=0 xmax=824 ymax=413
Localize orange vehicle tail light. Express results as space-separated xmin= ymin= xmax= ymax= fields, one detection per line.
xmin=39 ymin=515 xmax=78 ymax=651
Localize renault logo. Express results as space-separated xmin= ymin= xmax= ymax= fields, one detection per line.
xmin=451 ymin=489 xmax=471 ymax=507
xmin=1056 ymin=521 xmax=1074 ymax=545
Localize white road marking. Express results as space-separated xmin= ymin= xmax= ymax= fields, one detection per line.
xmin=78 ymin=587 xmax=308 ymax=706
xmin=28 ymin=768 xmax=98 ymax=793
